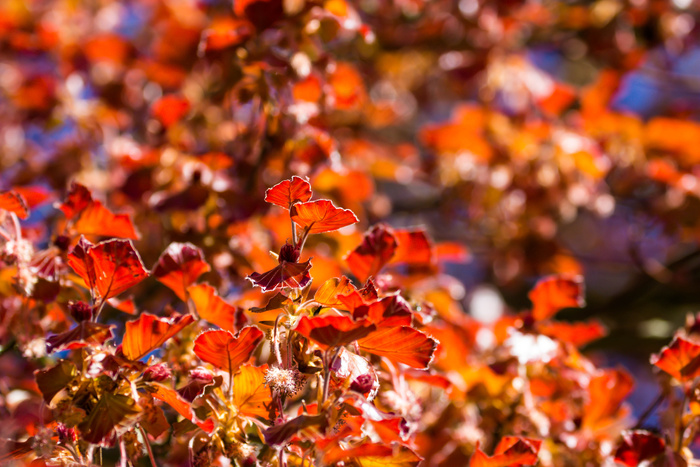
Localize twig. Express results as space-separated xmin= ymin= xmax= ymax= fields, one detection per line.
xmin=634 ymin=392 xmax=666 ymax=429
xmin=138 ymin=424 xmax=158 ymax=467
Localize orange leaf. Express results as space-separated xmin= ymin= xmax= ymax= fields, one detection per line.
xmin=528 ymin=275 xmax=584 ymax=321
xmin=60 ymin=183 xmax=139 ymax=239
xmin=583 ymin=368 xmax=634 ymax=429
xmin=314 ymin=276 xmax=357 ymax=307
xmin=345 ymin=224 xmax=397 ymax=282
xmin=150 ymin=383 xmax=214 ymax=433
xmin=0 ymin=191 xmax=29 ymax=219
xmin=73 ymin=200 xmax=140 ymax=239
xmin=470 ymin=437 xmax=541 ymax=467
xmin=188 ymin=283 xmax=238 ymax=333
xmin=193 ymin=327 xmax=264 ymax=374
xmin=391 ymin=229 xmax=433 ymax=267
xmin=651 ymin=335 xmax=700 ymax=382
xmin=153 ymin=242 xmax=211 ymax=301
xmin=67 ymin=237 xmax=149 ymax=301
xmin=291 ymin=199 xmax=358 ymax=234
xmin=350 ymin=295 xmax=413 ymax=327
xmin=295 ymin=315 xmax=377 ymax=350
xmin=357 ymin=326 xmax=437 ymax=369
xmin=122 ymin=312 xmax=194 ymax=360
xmin=264 ymin=176 xmax=312 ymax=209
xmin=233 ymin=364 xmax=272 ymax=419
xmin=537 ymin=320 xmax=607 ymax=347
xmin=46 ymin=322 xmax=115 ymax=353
xmin=200 ymin=17 xmax=253 ymax=52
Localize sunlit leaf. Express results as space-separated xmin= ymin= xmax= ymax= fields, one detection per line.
xmin=193 ymin=327 xmax=264 ymax=374
xmin=0 ymin=191 xmax=29 ymax=219
xmin=314 ymin=276 xmax=356 ymax=307
xmin=35 ymin=360 xmax=77 ymax=403
xmin=469 ymin=437 xmax=541 ymax=467
xmin=295 ymin=315 xmax=377 ymax=350
xmin=153 ymin=242 xmax=210 ymax=301
xmin=345 ymin=224 xmax=398 ymax=282
xmin=188 ymin=283 xmax=238 ymax=332
xmin=291 ymin=199 xmax=358 ymax=234
xmin=233 ymin=364 xmax=272 ymax=419
xmin=651 ymin=335 xmax=700 ymax=382
xmin=149 ymin=383 xmax=214 ymax=433
xmin=357 ymin=326 xmax=437 ymax=369
xmin=264 ymin=176 xmax=312 ymax=209
xmin=67 ymin=236 xmax=149 ymax=301
xmin=122 ymin=312 xmax=194 ymax=361
xmin=528 ymin=275 xmax=584 ymax=321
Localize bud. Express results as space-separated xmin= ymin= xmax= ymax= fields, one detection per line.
xmin=278 ymin=243 xmax=300 ymax=263
xmin=56 ymin=423 xmax=77 ymax=443
xmin=69 ymin=301 xmax=93 ymax=322
xmin=143 ymin=363 xmax=172 ymax=382
xmin=350 ymin=374 xmax=374 ymax=394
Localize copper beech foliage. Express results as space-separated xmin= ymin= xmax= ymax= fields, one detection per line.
xmin=3 ymin=0 xmax=700 ymax=466
xmin=0 ymin=174 xmax=692 ymax=467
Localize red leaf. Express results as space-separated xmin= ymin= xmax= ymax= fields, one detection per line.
xmin=470 ymin=437 xmax=541 ymax=467
xmin=188 ymin=283 xmax=238 ymax=333
xmin=614 ymin=430 xmax=665 ymax=466
xmin=357 ymin=326 xmax=437 ymax=369
xmin=351 ymin=295 xmax=413 ymax=327
xmin=264 ymin=176 xmax=312 ymax=209
xmin=150 ymin=383 xmax=214 ymax=433
xmin=60 ymin=183 xmax=139 ymax=239
xmin=345 ymin=224 xmax=398 ymax=282
xmin=0 ymin=191 xmax=29 ymax=219
xmin=67 ymin=237 xmax=149 ymax=301
xmin=152 ymin=95 xmax=190 ymax=128
xmin=58 ymin=182 xmax=91 ymax=219
xmin=529 ymin=275 xmax=584 ymax=321
xmin=651 ymin=335 xmax=700 ymax=382
xmin=193 ymin=327 xmax=264 ymax=374
xmin=263 ymin=413 xmax=326 ymax=446
xmin=73 ymin=200 xmax=140 ymax=239
xmin=122 ymin=312 xmax=194 ymax=360
xmin=13 ymin=186 xmax=51 ymax=209
xmin=391 ymin=228 xmax=434 ymax=267
xmin=46 ymin=322 xmax=115 ymax=353
xmin=247 ymin=259 xmax=312 ymax=292
xmin=537 ymin=320 xmax=607 ymax=347
xmin=153 ymin=242 xmax=211 ymax=301
xmin=295 ymin=315 xmax=377 ymax=350
xmin=583 ymin=368 xmax=634 ymax=429
xmin=291 ymin=199 xmax=359 ymax=234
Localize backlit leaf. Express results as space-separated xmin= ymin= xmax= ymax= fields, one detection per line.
xmin=233 ymin=364 xmax=272 ymax=419
xmin=153 ymin=242 xmax=210 ymax=301
xmin=295 ymin=315 xmax=377 ymax=350
xmin=0 ymin=191 xmax=29 ymax=219
xmin=291 ymin=199 xmax=359 ymax=234
xmin=67 ymin=236 xmax=149 ymax=301
xmin=188 ymin=283 xmax=238 ymax=332
xmin=122 ymin=312 xmax=194 ymax=360
xmin=469 ymin=437 xmax=541 ymax=467
xmin=529 ymin=275 xmax=584 ymax=321
xmin=357 ymin=326 xmax=437 ymax=369
xmin=345 ymin=224 xmax=398 ymax=282
xmin=193 ymin=327 xmax=264 ymax=374
xmin=150 ymin=383 xmax=214 ymax=433
xmin=264 ymin=176 xmax=312 ymax=209
xmin=314 ymin=276 xmax=357 ymax=307
xmin=651 ymin=335 xmax=700 ymax=382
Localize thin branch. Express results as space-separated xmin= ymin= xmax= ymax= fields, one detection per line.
xmin=138 ymin=424 xmax=158 ymax=467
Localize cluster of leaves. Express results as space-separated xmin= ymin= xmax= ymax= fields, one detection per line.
xmin=0 ymin=176 xmax=694 ymax=466
xmin=3 ymin=0 xmax=700 ymax=465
